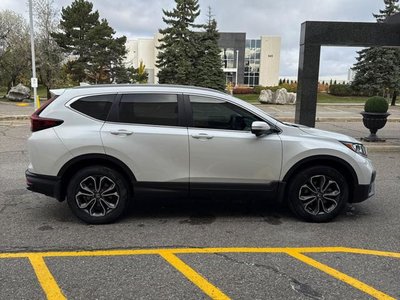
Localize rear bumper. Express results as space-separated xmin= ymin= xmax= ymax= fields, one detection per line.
xmin=351 ymin=170 xmax=376 ymax=203
xmin=26 ymin=170 xmax=62 ymax=201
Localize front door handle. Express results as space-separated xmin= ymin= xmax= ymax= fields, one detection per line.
xmin=110 ymin=130 xmax=133 ymax=136
xmin=191 ymin=133 xmax=213 ymax=140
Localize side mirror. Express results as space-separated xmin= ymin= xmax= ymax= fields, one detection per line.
xmin=251 ymin=121 xmax=271 ymax=137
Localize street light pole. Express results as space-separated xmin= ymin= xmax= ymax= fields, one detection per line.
xmin=235 ymin=50 xmax=239 ymax=87
xmin=29 ymin=0 xmax=38 ymax=109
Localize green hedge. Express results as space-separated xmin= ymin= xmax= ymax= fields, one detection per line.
xmin=254 ymin=85 xmax=281 ymax=94
xmin=232 ymin=87 xmax=255 ymax=94
xmin=329 ymin=84 xmax=353 ymax=96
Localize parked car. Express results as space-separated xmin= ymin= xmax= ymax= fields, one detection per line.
xmin=26 ymin=85 xmax=376 ymax=224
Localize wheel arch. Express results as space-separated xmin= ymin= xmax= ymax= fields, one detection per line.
xmin=57 ymin=154 xmax=136 ymax=201
xmin=281 ymin=155 xmax=358 ymax=202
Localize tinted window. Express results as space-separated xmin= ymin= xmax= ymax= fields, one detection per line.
xmin=190 ymin=96 xmax=262 ymax=131
xmin=70 ymin=94 xmax=114 ymax=121
xmin=118 ymin=94 xmax=178 ymax=126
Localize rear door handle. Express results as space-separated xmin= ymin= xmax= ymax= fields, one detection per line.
xmin=110 ymin=130 xmax=133 ymax=136
xmin=191 ymin=133 xmax=213 ymax=140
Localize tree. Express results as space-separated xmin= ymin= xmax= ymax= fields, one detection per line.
xmin=34 ymin=0 xmax=64 ymax=98
xmin=192 ymin=7 xmax=225 ymax=91
xmin=84 ymin=19 xmax=127 ymax=84
xmin=373 ymin=0 xmax=400 ymax=21
xmin=352 ymin=0 xmax=400 ymax=105
xmin=131 ymin=60 xmax=148 ymax=83
xmin=156 ymin=0 xmax=201 ymax=85
xmin=52 ymin=0 xmax=127 ymax=84
xmin=0 ymin=10 xmax=31 ymax=91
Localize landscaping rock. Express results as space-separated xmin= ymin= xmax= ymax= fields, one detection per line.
xmin=259 ymin=89 xmax=274 ymax=103
xmin=6 ymin=84 xmax=31 ymax=101
xmin=258 ymin=88 xmax=296 ymax=104
xmin=274 ymin=88 xmax=288 ymax=104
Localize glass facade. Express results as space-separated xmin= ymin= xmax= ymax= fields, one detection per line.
xmin=220 ymin=48 xmax=235 ymax=68
xmin=244 ymin=39 xmax=261 ymax=86
xmin=220 ymin=48 xmax=237 ymax=84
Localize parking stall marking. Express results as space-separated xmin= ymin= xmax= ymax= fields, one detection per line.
xmin=28 ymin=254 xmax=66 ymax=300
xmin=0 ymin=247 xmax=399 ymax=300
xmin=286 ymin=250 xmax=396 ymax=300
xmin=159 ymin=251 xmax=230 ymax=300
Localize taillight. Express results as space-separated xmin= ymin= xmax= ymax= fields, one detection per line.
xmin=30 ymin=97 xmax=64 ymax=132
xmin=30 ymin=115 xmax=64 ymax=132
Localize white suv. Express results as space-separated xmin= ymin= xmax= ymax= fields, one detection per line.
xmin=26 ymin=85 xmax=375 ymax=224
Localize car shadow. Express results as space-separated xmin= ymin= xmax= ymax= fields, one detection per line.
xmin=124 ymin=195 xmax=292 ymax=225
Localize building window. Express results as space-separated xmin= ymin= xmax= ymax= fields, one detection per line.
xmin=220 ymin=48 xmax=235 ymax=68
xmin=244 ymin=39 xmax=260 ymax=86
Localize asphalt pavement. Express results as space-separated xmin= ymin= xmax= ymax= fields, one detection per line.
xmin=0 ymin=122 xmax=399 ymax=299
xmin=0 ymin=100 xmax=399 ymax=299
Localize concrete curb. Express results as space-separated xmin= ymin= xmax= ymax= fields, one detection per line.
xmin=0 ymin=115 xmax=30 ymax=121
xmin=367 ymin=146 xmax=400 ymax=152
xmin=276 ymin=117 xmax=400 ymax=123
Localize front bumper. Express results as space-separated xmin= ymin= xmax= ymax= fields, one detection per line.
xmin=351 ymin=170 xmax=376 ymax=203
xmin=26 ymin=170 xmax=62 ymax=201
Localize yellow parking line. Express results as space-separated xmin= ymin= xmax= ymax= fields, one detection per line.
xmin=159 ymin=251 xmax=230 ymax=300
xmin=1 ymin=247 xmax=398 ymax=300
xmin=286 ymin=251 xmax=396 ymax=300
xmin=1 ymin=247 xmax=399 ymax=259
xmin=28 ymin=254 xmax=66 ymax=300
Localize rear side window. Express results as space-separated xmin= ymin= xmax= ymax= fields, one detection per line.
xmin=118 ymin=94 xmax=178 ymax=126
xmin=70 ymin=94 xmax=115 ymax=121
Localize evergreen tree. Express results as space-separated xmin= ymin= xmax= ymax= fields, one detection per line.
xmin=52 ymin=0 xmax=126 ymax=84
xmin=156 ymin=0 xmax=201 ymax=85
xmin=373 ymin=0 xmax=400 ymax=22
xmin=352 ymin=0 xmax=400 ymax=105
xmin=193 ymin=7 xmax=225 ymax=91
xmin=131 ymin=61 xmax=149 ymax=83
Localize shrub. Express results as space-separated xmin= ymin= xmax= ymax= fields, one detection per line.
xmin=254 ymin=84 xmax=297 ymax=94
xmin=232 ymin=87 xmax=255 ymax=94
xmin=364 ymin=96 xmax=389 ymax=113
xmin=279 ymin=82 xmax=297 ymax=93
xmin=329 ymin=84 xmax=353 ymax=96
xmin=254 ymin=85 xmax=282 ymax=94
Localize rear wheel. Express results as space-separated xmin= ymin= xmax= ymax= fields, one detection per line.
xmin=287 ymin=166 xmax=348 ymax=222
xmin=66 ymin=166 xmax=129 ymax=224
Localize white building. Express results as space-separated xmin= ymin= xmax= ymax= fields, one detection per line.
xmin=125 ymin=33 xmax=281 ymax=87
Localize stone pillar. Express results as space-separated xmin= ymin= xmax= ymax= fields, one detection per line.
xmin=295 ymin=42 xmax=320 ymax=127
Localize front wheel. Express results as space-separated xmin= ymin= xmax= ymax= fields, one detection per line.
xmin=66 ymin=166 xmax=129 ymax=224
xmin=287 ymin=166 xmax=349 ymax=222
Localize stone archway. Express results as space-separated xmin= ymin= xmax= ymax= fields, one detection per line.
xmin=295 ymin=18 xmax=400 ymax=127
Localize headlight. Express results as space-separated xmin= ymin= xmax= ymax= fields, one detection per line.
xmin=341 ymin=141 xmax=368 ymax=157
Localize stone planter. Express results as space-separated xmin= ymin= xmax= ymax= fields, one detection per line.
xmin=360 ymin=112 xmax=390 ymax=142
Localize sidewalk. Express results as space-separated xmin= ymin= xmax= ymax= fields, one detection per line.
xmin=257 ymin=103 xmax=400 ymax=152
xmin=1 ymin=100 xmax=399 ymax=151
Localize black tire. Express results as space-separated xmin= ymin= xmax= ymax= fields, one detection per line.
xmin=66 ymin=166 xmax=129 ymax=224
xmin=287 ymin=166 xmax=348 ymax=222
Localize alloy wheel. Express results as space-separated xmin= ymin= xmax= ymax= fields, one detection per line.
xmin=75 ymin=175 xmax=120 ymax=217
xmin=298 ymin=175 xmax=341 ymax=215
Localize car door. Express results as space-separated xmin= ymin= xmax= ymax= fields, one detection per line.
xmin=101 ymin=93 xmax=189 ymax=195
xmin=187 ymin=94 xmax=282 ymax=192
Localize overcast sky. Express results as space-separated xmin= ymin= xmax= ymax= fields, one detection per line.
xmin=1 ymin=0 xmax=384 ymax=80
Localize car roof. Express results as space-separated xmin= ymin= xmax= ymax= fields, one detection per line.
xmin=51 ymin=84 xmax=229 ymax=98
